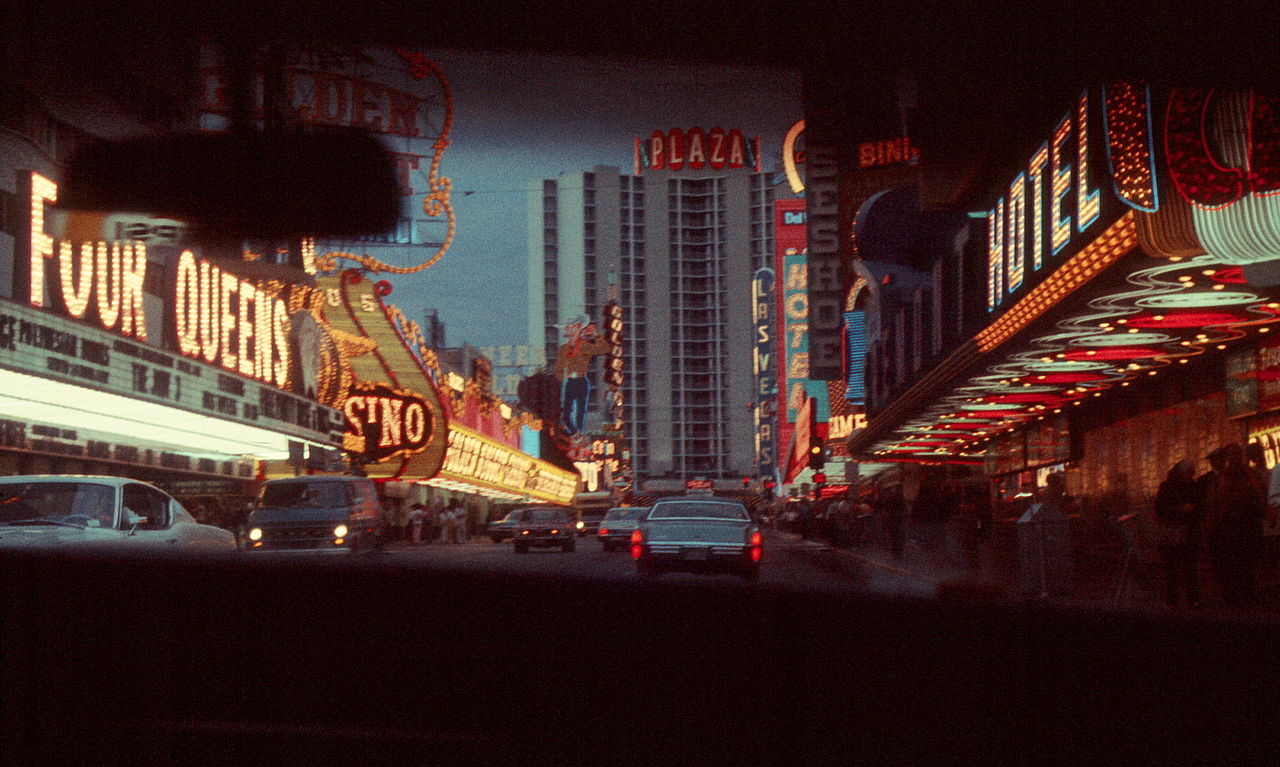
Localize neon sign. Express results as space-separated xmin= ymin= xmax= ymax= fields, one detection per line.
xmin=173 ymin=250 xmax=291 ymax=387
xmin=635 ymin=127 xmax=760 ymax=172
xmin=987 ymin=91 xmax=1104 ymax=312
xmin=344 ymin=381 xmax=433 ymax=463
xmin=29 ymin=173 xmax=148 ymax=341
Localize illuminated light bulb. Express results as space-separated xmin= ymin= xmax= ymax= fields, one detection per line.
xmin=1213 ymin=284 xmax=1226 ymax=291
xmin=1217 ymin=345 xmax=1227 ymax=350
xmin=1128 ymin=328 xmax=1140 ymax=334
xmin=1086 ymin=350 xmax=1097 ymax=355
xmin=1153 ymin=315 xmax=1164 ymax=321
xmin=1171 ymin=256 xmax=1183 ymax=262
xmin=1268 ymin=303 xmax=1280 ymax=309
xmin=1117 ymin=319 xmax=1128 ymax=324
xmin=1202 ymin=270 xmax=1217 ymax=276
xmin=1122 ymin=382 xmax=1130 ymax=386
xmin=1149 ymin=370 xmax=1157 ymax=375
xmin=1093 ymin=392 xmax=1101 ymax=397
xmin=1181 ymin=341 xmax=1192 ymax=346
xmin=1179 ymin=358 xmax=1189 ymax=364
xmin=1262 ymin=327 xmax=1272 ymax=334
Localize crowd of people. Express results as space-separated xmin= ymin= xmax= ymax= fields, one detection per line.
xmin=761 ymin=481 xmax=993 ymax=569
xmin=1154 ymin=441 xmax=1279 ymax=610
xmin=392 ymin=500 xmax=475 ymax=545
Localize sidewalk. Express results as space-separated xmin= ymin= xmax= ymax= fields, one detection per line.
xmin=779 ymin=519 xmax=1151 ymax=611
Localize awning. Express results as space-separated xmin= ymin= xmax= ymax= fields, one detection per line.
xmin=429 ymin=425 xmax=579 ymax=505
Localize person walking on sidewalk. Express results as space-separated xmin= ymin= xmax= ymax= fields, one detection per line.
xmin=879 ymin=487 xmax=907 ymax=560
xmin=1201 ymin=444 xmax=1265 ymax=608
xmin=1155 ymin=459 xmax=1202 ymax=608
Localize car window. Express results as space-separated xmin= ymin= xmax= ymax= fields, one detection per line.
xmin=648 ymin=502 xmax=749 ymax=521
xmin=260 ymin=482 xmax=349 ymax=508
xmin=0 ymin=482 xmax=116 ymax=527
xmin=605 ymin=508 xmax=644 ymax=521
xmin=528 ymin=510 xmax=567 ymax=523
xmin=123 ymin=484 xmax=170 ymax=530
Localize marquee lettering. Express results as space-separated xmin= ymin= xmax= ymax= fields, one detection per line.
xmin=174 ymin=250 xmax=291 ymax=388
xmin=29 ymin=173 xmax=147 ymax=341
xmin=987 ymin=91 xmax=1102 ymax=311
xmin=644 ymin=126 xmax=757 ymax=172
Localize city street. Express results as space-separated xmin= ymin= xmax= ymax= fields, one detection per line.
xmin=377 ymin=529 xmax=936 ymax=598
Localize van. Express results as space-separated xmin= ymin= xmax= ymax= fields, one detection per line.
xmin=244 ymin=475 xmax=382 ymax=553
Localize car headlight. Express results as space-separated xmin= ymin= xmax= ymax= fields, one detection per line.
xmin=334 ymin=524 xmax=349 ymax=538
xmin=248 ymin=527 xmax=263 ymax=541
xmin=576 ymin=520 xmax=585 ymax=529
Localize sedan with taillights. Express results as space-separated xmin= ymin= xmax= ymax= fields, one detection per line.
xmin=513 ymin=508 xmax=576 ymax=553
xmin=597 ymin=506 xmax=648 ymax=551
xmin=630 ymin=498 xmax=761 ymax=578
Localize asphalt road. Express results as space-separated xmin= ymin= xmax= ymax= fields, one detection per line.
xmin=379 ymin=529 xmax=936 ymax=598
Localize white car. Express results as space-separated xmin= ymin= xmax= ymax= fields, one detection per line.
xmin=0 ymin=475 xmax=237 ymax=552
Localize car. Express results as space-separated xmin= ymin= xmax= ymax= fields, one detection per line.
xmin=486 ymin=506 xmax=544 ymax=542
xmin=0 ymin=475 xmax=237 ymax=552
xmin=577 ymin=508 xmax=608 ymax=537
xmin=630 ymin=497 xmax=761 ymax=578
xmin=244 ymin=475 xmax=382 ymax=553
xmin=512 ymin=508 xmax=576 ymax=553
xmin=597 ymin=506 xmax=649 ymax=551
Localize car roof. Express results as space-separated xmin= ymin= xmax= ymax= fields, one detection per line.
xmin=653 ymin=497 xmax=746 ymax=506
xmin=0 ymin=475 xmax=139 ymax=488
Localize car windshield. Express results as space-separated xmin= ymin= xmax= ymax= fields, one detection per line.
xmin=527 ymin=510 xmax=567 ymax=524
xmin=0 ymin=482 xmax=116 ymax=527
xmin=260 ymin=483 xmax=349 ymax=509
xmin=604 ymin=508 xmax=644 ymax=521
xmin=648 ymin=502 xmax=749 ymax=521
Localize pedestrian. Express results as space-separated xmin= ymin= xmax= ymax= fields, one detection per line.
xmin=912 ymin=478 xmax=953 ymax=554
xmin=408 ymin=503 xmax=426 ymax=545
xmin=1154 ymin=459 xmax=1202 ymax=608
xmin=428 ymin=503 xmax=442 ymax=542
xmin=879 ymin=487 xmax=907 ymax=560
xmin=439 ymin=503 xmax=456 ymax=543
xmin=454 ymin=502 xmax=470 ymax=543
xmin=1200 ymin=443 xmax=1266 ymax=608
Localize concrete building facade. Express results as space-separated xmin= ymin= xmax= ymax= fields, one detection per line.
xmin=529 ymin=164 xmax=792 ymax=482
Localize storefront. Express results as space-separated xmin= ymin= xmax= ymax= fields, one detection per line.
xmin=3 ymin=171 xmax=345 ymax=523
xmin=849 ymin=84 xmax=1280 ymax=515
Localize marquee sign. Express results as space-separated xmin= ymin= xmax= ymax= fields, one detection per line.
xmin=344 ymin=381 xmax=433 ymax=463
xmin=26 ymin=172 xmax=294 ymax=390
xmin=439 ymin=425 xmax=579 ymax=505
xmin=635 ymin=127 xmax=760 ymax=173
xmin=317 ymin=273 xmax=449 ymax=480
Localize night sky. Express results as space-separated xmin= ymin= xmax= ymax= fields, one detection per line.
xmin=392 ymin=48 xmax=803 ymax=350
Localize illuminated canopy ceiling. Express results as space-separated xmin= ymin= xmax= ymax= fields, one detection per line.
xmin=0 ymin=368 xmax=331 ymax=459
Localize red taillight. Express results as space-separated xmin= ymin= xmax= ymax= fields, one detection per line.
xmin=750 ymin=531 xmax=762 ymax=546
xmin=630 ymin=529 xmax=643 ymax=544
xmin=750 ymin=545 xmax=763 ymax=563
xmin=630 ymin=528 xmax=644 ymax=559
xmin=599 ymin=528 xmax=610 ymax=535
xmin=749 ymin=530 xmax=762 ymax=562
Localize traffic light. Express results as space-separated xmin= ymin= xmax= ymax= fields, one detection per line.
xmin=742 ymin=477 xmax=751 ymax=488
xmin=763 ymin=478 xmax=777 ymax=499
xmin=814 ymin=472 xmax=827 ymax=485
xmin=808 ymin=435 xmax=825 ymax=470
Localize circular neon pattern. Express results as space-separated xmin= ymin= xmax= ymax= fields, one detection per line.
xmin=1072 ymin=332 xmax=1174 ymax=347
xmin=1029 ymin=372 xmax=1111 ymax=384
xmin=985 ymin=393 xmax=1067 ymax=404
xmin=1021 ymin=360 xmax=1112 ymax=372
xmin=1063 ymin=347 xmax=1163 ymax=360
xmin=1123 ymin=311 xmax=1247 ymax=328
xmin=1136 ymin=291 xmax=1258 ymax=308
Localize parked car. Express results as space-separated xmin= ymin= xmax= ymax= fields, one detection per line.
xmin=0 ymin=475 xmax=236 ymax=552
xmin=486 ymin=506 xmax=544 ymax=542
xmin=244 ymin=475 xmax=381 ymax=553
xmin=631 ymin=497 xmax=761 ymax=578
xmin=597 ymin=506 xmax=649 ymax=551
xmin=513 ymin=508 xmax=576 ymax=553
